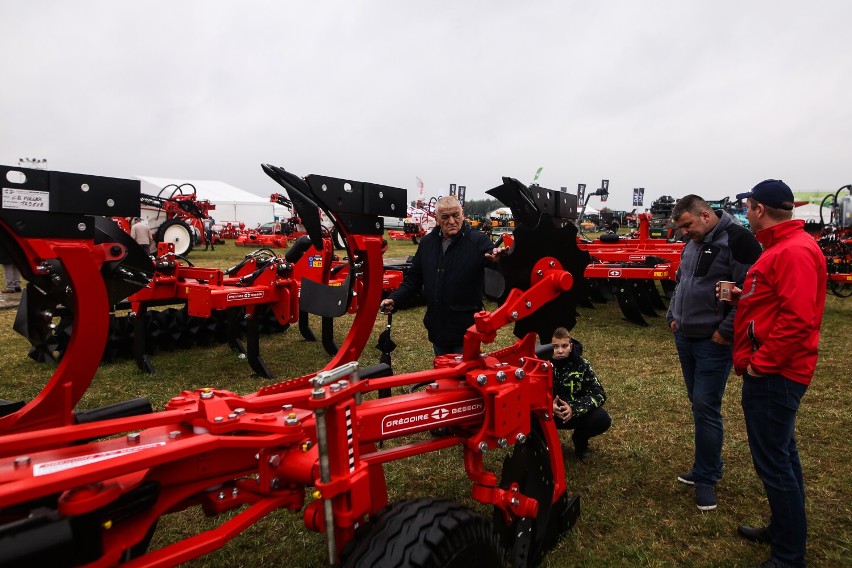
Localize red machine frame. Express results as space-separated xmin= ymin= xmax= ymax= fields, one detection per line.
xmin=0 ymin=164 xmax=580 ymax=567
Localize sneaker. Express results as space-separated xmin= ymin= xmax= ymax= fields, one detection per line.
xmin=695 ymin=484 xmax=717 ymax=511
xmin=677 ymin=471 xmax=698 ymax=485
xmin=1 ymin=288 xmax=16 ymax=294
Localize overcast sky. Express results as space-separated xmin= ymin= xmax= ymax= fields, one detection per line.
xmin=2 ymin=1 xmax=850 ymax=212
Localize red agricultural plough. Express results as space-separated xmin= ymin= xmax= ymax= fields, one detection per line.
xmin=12 ymin=185 xmax=407 ymax=378
xmin=0 ymin=165 xmax=590 ymax=567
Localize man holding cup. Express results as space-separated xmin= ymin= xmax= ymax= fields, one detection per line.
xmin=667 ymin=195 xmax=762 ymax=511
xmin=728 ymin=179 xmax=827 ymax=568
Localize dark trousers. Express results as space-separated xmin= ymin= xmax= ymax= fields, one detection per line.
xmin=742 ymin=372 xmax=807 ymax=568
xmin=433 ymin=343 xmax=463 ymax=357
xmin=556 ymin=406 xmax=611 ymax=446
xmin=674 ymin=332 xmax=732 ymax=485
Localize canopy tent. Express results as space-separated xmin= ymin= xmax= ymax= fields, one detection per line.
xmin=137 ymin=176 xmax=290 ymax=228
xmin=578 ymin=205 xmax=599 ymax=215
xmin=793 ymin=203 xmax=831 ymax=223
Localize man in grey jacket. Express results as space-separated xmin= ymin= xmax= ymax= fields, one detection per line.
xmin=667 ymin=195 xmax=762 ymax=511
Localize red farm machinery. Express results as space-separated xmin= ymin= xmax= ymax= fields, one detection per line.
xmin=388 ymin=197 xmax=437 ymax=244
xmin=0 ymin=164 xmax=591 ymax=567
xmin=111 ymin=182 xmax=218 ymax=257
xmin=810 ymin=184 xmax=852 ymax=297
xmin=500 ymin=203 xmax=684 ymax=327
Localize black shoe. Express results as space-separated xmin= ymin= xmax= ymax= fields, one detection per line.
xmin=677 ymin=471 xmax=698 ymax=485
xmin=737 ymin=524 xmax=771 ymax=544
xmin=695 ymin=484 xmax=717 ymax=511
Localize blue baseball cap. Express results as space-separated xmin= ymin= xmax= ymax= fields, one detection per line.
xmin=736 ymin=179 xmax=794 ymax=210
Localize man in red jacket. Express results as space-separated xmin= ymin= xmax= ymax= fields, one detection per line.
xmin=727 ymin=179 xmax=826 ymax=568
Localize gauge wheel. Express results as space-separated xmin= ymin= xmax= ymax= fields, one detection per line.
xmin=157 ymin=219 xmax=194 ymax=256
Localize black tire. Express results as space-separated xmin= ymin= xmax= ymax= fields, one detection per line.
xmin=341 ymin=498 xmax=508 ymax=568
xmin=156 ymin=219 xmax=194 ymax=256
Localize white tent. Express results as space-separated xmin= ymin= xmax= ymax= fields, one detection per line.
xmin=578 ymin=205 xmax=599 ymax=215
xmin=793 ymin=203 xmax=831 ymax=223
xmin=137 ymin=176 xmax=290 ymax=228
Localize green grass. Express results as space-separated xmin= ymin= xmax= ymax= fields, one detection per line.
xmin=1 ymin=236 xmax=850 ymax=567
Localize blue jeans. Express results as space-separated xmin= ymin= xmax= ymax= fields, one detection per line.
xmin=742 ymin=372 xmax=807 ymax=568
xmin=674 ymin=332 xmax=732 ymax=485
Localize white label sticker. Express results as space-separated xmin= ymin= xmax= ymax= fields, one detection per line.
xmin=33 ymin=441 xmax=167 ymax=476
xmin=2 ymin=187 xmax=49 ymax=211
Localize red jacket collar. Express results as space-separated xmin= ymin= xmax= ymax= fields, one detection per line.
xmin=756 ymin=219 xmax=805 ymax=248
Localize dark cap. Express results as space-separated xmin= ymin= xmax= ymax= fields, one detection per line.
xmin=736 ymin=179 xmax=794 ymax=210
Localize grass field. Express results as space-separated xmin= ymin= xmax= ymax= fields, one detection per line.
xmin=0 ymin=236 xmax=849 ymax=567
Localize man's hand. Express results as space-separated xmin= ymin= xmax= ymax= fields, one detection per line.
xmin=484 ymin=245 xmax=510 ymax=262
xmin=669 ymin=320 xmax=678 ymax=333
xmin=715 ymin=281 xmax=743 ymax=307
xmin=379 ymin=298 xmax=395 ymax=314
xmin=553 ymin=396 xmax=573 ymax=422
xmin=711 ymin=330 xmax=731 ymax=345
xmin=746 ymin=364 xmax=764 ymax=377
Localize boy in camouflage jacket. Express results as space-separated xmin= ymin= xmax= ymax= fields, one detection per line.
xmin=550 ymin=327 xmax=611 ymax=459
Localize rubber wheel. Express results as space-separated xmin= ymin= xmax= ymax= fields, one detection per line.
xmin=341 ymin=498 xmax=508 ymax=568
xmin=157 ymin=219 xmax=194 ymax=256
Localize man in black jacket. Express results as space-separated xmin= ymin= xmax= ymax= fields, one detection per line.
xmin=380 ymin=196 xmax=507 ymax=355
